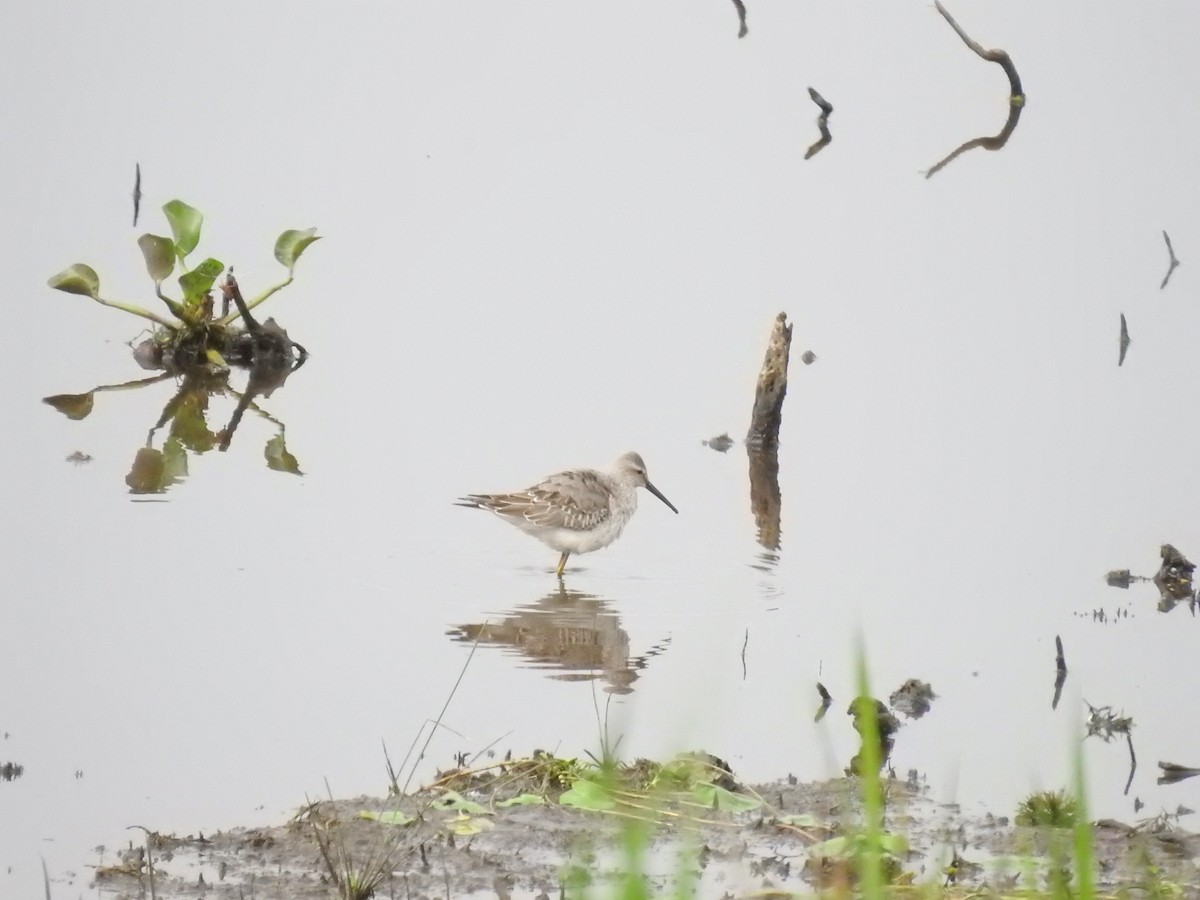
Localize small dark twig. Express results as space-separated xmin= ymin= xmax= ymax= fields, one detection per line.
xmin=132 ymin=162 xmax=142 ymax=227
xmin=221 ymin=271 xmax=259 ymax=333
xmin=731 ymin=0 xmax=747 ymax=38
xmin=814 ymin=682 xmax=833 ymax=722
xmin=1161 ymin=230 xmax=1181 ymax=289
xmin=804 ymin=88 xmax=834 ymax=160
xmin=1124 ymin=731 xmax=1137 ymax=796
xmin=1052 ymin=635 xmax=1067 ymax=709
xmin=1158 ymin=761 xmax=1200 ymax=785
xmin=383 ymin=739 xmax=402 ymax=797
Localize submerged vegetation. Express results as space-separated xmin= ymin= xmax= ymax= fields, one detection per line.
xmin=47 ymin=199 xmax=319 ymax=372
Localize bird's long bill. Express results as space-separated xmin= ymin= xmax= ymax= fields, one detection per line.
xmin=646 ymin=480 xmax=679 ymax=514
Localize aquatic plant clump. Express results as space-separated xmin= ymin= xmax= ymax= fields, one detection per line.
xmin=48 ymin=200 xmax=319 ymax=372
xmin=1016 ymin=789 xmax=1080 ymax=828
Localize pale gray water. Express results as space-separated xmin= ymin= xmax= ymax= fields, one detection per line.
xmin=3 ymin=2 xmax=1200 ymax=895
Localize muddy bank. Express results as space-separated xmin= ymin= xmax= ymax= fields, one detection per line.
xmin=88 ymin=766 xmax=1200 ymax=899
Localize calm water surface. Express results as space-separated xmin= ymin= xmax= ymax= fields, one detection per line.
xmin=3 ymin=2 xmax=1200 ymax=895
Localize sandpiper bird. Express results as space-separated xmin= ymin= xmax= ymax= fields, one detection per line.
xmin=457 ymin=451 xmax=679 ymax=576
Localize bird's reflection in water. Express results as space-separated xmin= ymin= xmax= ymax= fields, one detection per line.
xmin=448 ymin=585 xmax=669 ymax=695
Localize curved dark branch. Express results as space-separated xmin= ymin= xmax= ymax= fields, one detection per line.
xmin=934 ymin=1 xmax=1023 ymax=98
xmin=926 ymin=1 xmax=1025 ymax=179
xmin=925 ymin=103 xmax=1021 ymax=179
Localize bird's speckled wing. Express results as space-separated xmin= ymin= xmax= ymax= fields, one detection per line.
xmin=462 ymin=469 xmax=613 ymax=532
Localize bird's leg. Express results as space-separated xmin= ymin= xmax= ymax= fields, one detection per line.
xmin=556 ymin=552 xmax=570 ymax=577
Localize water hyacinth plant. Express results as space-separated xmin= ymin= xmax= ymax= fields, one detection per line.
xmin=48 ymin=200 xmax=319 ymax=371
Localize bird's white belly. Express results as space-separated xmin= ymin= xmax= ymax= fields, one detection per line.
xmin=528 ymin=513 xmax=630 ymax=555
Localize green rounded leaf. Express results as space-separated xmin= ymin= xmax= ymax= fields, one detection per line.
xmin=169 ymin=392 xmax=215 ymax=453
xmin=43 ymin=392 xmax=95 ymax=420
xmin=138 ymin=234 xmax=176 ymax=284
xmin=48 ymin=264 xmax=100 ymax=299
xmin=447 ymin=813 xmax=493 ymax=836
xmin=359 ymin=810 xmax=415 ymax=826
xmin=274 ymin=228 xmax=321 ymax=270
xmin=163 ymin=200 xmax=203 ymax=257
xmin=265 ymin=434 xmax=302 ymax=475
xmin=430 ymin=790 xmax=489 ymax=815
xmin=559 ymin=780 xmax=616 ymax=811
xmin=691 ymin=783 xmax=762 ymax=812
xmin=178 ymin=257 xmax=224 ymax=303
xmin=126 ymin=447 xmax=166 ymax=494
xmin=807 ymin=836 xmax=849 ymax=858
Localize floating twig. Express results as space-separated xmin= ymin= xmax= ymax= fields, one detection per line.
xmin=1161 ymin=230 xmax=1181 ymax=289
xmin=741 ymin=628 xmax=749 ymax=679
xmin=132 ymin=163 xmax=142 ymax=227
xmin=1124 ymin=731 xmax=1137 ymax=796
xmin=1157 ymin=761 xmax=1200 ymax=785
xmin=926 ymin=2 xmax=1024 ymax=179
xmin=1052 ymin=635 xmax=1067 ymax=710
xmin=814 ymin=682 xmax=833 ymax=723
xmin=804 ymin=88 xmax=834 ymax=160
xmin=1119 ymin=314 xmax=1131 ymax=367
xmin=731 ymin=0 xmax=747 ymax=38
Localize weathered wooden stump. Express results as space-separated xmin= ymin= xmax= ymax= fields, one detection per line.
xmin=745 ymin=312 xmax=792 ymax=552
xmin=746 ymin=312 xmax=793 ymax=448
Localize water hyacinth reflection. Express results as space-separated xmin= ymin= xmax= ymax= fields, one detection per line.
xmin=43 ymin=364 xmax=304 ymax=496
